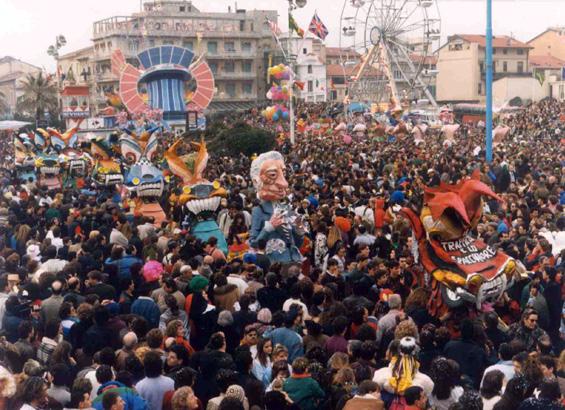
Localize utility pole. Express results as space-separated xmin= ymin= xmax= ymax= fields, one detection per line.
xmin=485 ymin=0 xmax=493 ymax=163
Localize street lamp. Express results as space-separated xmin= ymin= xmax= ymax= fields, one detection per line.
xmin=287 ymin=0 xmax=307 ymax=145
xmin=47 ymin=34 xmax=66 ymax=122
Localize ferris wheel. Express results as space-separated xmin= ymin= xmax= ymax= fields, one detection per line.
xmin=339 ymin=0 xmax=441 ymax=110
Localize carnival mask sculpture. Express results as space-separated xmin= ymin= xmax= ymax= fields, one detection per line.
xmin=164 ymin=138 xmax=228 ymax=254
xmin=249 ymin=151 xmax=304 ymax=264
xmin=401 ymin=169 xmax=526 ymax=316
xmin=47 ymin=126 xmax=91 ymax=186
xmin=250 ymin=151 xmax=289 ymax=202
xmin=14 ymin=134 xmax=38 ymax=182
xmin=32 ymin=129 xmax=62 ymax=190
xmin=90 ymin=136 xmax=124 ymax=187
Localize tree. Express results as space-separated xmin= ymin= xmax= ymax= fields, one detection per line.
xmin=211 ymin=122 xmax=275 ymax=156
xmin=16 ymin=72 xmax=58 ymax=122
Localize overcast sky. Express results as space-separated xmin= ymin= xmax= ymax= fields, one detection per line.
xmin=1 ymin=0 xmax=564 ymax=71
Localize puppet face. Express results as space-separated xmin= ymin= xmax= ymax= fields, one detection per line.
xmin=258 ymin=158 xmax=288 ymax=201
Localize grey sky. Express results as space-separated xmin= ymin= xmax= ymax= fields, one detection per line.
xmin=1 ymin=0 xmax=564 ymax=70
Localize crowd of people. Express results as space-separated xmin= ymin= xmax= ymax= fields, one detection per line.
xmin=0 ymin=97 xmax=562 ymax=410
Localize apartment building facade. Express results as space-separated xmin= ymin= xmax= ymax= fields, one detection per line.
xmin=60 ymin=0 xmax=278 ymax=113
xmin=437 ymin=34 xmax=531 ymax=103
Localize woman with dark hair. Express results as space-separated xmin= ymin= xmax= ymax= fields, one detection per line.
xmin=428 ymin=357 xmax=463 ymax=410
xmin=492 ymin=375 xmax=530 ymax=410
xmin=252 ymin=337 xmax=273 ymax=387
xmin=49 ymin=341 xmax=78 ymax=387
xmin=480 ymin=370 xmax=503 ymax=410
xmin=16 ymin=376 xmax=48 ymax=410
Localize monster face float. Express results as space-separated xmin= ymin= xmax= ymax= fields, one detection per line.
xmin=401 ymin=169 xmax=526 ymax=316
xmin=90 ymin=137 xmax=124 ymax=187
xmin=14 ymin=134 xmax=38 ymax=182
xmin=120 ymin=127 xmax=166 ymax=225
xmin=47 ymin=126 xmax=91 ymax=187
xmin=164 ymin=139 xmax=228 ymax=254
xmin=32 ymin=129 xmax=62 ymax=190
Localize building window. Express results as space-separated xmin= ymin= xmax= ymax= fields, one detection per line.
xmin=308 ymin=65 xmax=312 ymax=74
xmin=180 ymin=6 xmax=185 ymax=12
xmin=226 ymin=83 xmax=236 ymax=97
xmin=240 ymin=20 xmax=245 ymax=31
xmin=303 ymin=48 xmax=307 ymax=54
xmin=209 ymin=62 xmax=218 ymax=74
xmin=480 ymin=61 xmax=484 ymax=74
xmin=308 ymin=81 xmax=313 ymax=92
xmin=183 ymin=41 xmax=193 ymax=50
xmin=242 ymin=61 xmax=252 ymax=72
xmin=503 ymin=61 xmax=508 ymax=72
xmin=503 ymin=49 xmax=508 ymax=55
xmin=478 ymin=83 xmax=482 ymax=95
xmin=517 ymin=48 xmax=524 ymax=55
xmin=149 ymin=39 xmax=155 ymax=47
xmin=242 ymin=42 xmax=252 ymax=53
xmin=393 ymin=69 xmax=402 ymax=80
xmin=331 ymin=90 xmax=337 ymax=100
xmin=224 ymin=61 xmax=235 ymax=72
xmin=224 ymin=41 xmax=235 ymax=52
xmin=493 ymin=48 xmax=496 ymax=54
xmin=207 ymin=41 xmax=218 ymax=54
xmin=243 ymin=82 xmax=252 ymax=94
xmin=518 ymin=61 xmax=524 ymax=73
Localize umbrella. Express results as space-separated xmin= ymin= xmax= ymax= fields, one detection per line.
xmin=0 ymin=121 xmax=32 ymax=131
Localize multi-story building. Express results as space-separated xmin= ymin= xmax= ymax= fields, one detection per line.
xmin=56 ymin=47 xmax=98 ymax=128
xmin=279 ymin=36 xmax=326 ymax=103
xmin=436 ymin=34 xmax=532 ymax=103
xmin=0 ymin=56 xmax=42 ymax=117
xmin=528 ymin=27 xmax=565 ymax=61
xmin=63 ymin=0 xmax=278 ymax=113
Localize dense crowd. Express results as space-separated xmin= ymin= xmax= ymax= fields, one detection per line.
xmin=0 ymin=98 xmax=562 ymax=410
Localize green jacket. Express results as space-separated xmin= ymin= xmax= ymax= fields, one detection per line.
xmin=283 ymin=375 xmax=325 ymax=410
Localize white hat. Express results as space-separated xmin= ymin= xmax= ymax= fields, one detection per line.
xmin=26 ymin=244 xmax=41 ymax=262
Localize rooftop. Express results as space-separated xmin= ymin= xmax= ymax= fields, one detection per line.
xmin=529 ymin=54 xmax=565 ymax=69
xmin=326 ymin=63 xmax=382 ymax=78
xmin=325 ymin=47 xmax=360 ymax=57
xmin=447 ymin=34 xmax=532 ymax=49
xmin=0 ymin=56 xmax=42 ymax=70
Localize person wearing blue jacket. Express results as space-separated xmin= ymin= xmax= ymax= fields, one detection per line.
xmin=92 ymin=380 xmax=148 ymax=410
xmin=131 ymin=285 xmax=160 ymax=329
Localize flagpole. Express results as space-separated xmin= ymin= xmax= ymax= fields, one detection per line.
xmin=288 ymin=4 xmax=296 ymax=145
xmin=486 ymin=0 xmax=493 ymax=163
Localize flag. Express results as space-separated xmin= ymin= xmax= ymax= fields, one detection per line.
xmin=535 ymin=70 xmax=545 ymax=86
xmin=308 ymin=12 xmax=329 ymax=40
xmin=289 ymin=13 xmax=304 ymax=38
xmin=266 ymin=17 xmax=281 ymax=37
xmin=294 ymin=81 xmax=305 ymax=91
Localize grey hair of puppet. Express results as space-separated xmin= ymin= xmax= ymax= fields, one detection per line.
xmin=250 ymin=151 xmax=284 ymax=188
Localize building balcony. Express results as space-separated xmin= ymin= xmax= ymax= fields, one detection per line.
xmin=94 ymin=72 xmax=118 ymax=83
xmin=214 ymin=94 xmax=257 ymax=101
xmin=214 ymin=71 xmax=256 ymax=80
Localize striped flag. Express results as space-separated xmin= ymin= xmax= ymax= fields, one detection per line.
xmin=266 ymin=17 xmax=281 ymax=37
xmin=289 ymin=13 xmax=304 ymax=38
xmin=308 ymin=12 xmax=329 ymax=40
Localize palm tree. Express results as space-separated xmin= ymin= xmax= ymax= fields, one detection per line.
xmin=16 ymin=72 xmax=58 ymax=122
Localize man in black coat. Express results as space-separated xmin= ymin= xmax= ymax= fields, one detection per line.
xmin=443 ymin=319 xmax=489 ymax=388
xmin=257 ymin=272 xmax=287 ymax=314
xmin=542 ymin=266 xmax=562 ymax=344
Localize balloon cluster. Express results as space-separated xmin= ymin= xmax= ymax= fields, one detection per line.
xmin=262 ymin=104 xmax=289 ymax=122
xmin=268 ymin=64 xmax=291 ymax=80
xmin=266 ymin=85 xmax=290 ymax=101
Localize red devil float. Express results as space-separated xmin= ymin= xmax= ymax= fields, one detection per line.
xmin=401 ymin=170 xmax=526 ymax=317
